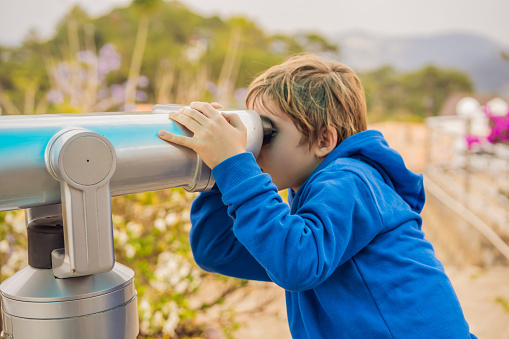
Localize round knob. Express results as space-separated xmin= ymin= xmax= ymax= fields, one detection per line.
xmin=62 ymin=136 xmax=114 ymax=186
xmin=46 ymin=129 xmax=117 ymax=187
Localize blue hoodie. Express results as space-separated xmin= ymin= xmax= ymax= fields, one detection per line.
xmin=190 ymin=130 xmax=475 ymax=338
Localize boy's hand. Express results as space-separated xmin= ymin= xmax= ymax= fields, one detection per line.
xmin=158 ymin=101 xmax=247 ymax=169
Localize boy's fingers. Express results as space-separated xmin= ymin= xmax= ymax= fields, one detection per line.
xmin=158 ymin=130 xmax=194 ymax=148
xmin=190 ymin=101 xmax=221 ymax=119
xmin=210 ymin=102 xmax=224 ymax=109
xmin=222 ymin=112 xmax=246 ymax=131
xmin=178 ymin=107 xmax=208 ymax=126
xmin=168 ymin=111 xmax=201 ymax=133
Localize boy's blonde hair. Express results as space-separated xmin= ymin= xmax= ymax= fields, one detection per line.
xmin=246 ymin=54 xmax=367 ymax=147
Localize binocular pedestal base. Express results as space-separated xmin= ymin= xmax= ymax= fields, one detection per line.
xmin=0 ymin=263 xmax=138 ymax=339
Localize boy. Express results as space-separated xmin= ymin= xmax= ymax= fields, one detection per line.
xmin=158 ymin=55 xmax=475 ymax=338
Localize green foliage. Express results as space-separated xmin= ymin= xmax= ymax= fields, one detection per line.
xmin=112 ymin=188 xmax=253 ymax=337
xmin=0 ymin=31 xmax=50 ymax=114
xmin=132 ymin=0 xmax=163 ymax=11
xmin=112 ymin=189 xmax=200 ymax=337
xmin=297 ymin=33 xmax=339 ymax=54
xmin=0 ymin=211 xmax=28 ymax=283
xmin=0 ymin=189 xmax=251 ymax=338
xmin=0 ymin=1 xmax=339 ymax=114
xmin=0 ymin=0 xmax=474 ymax=121
xmin=360 ymin=64 xmax=473 ymax=122
xmin=49 ymin=5 xmax=92 ymax=57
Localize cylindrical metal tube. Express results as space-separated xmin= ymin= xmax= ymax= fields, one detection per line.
xmin=0 ymin=109 xmax=265 ymax=212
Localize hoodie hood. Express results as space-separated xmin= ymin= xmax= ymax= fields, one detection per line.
xmin=315 ymin=129 xmax=425 ymax=213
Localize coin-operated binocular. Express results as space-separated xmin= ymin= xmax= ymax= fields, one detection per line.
xmin=0 ymin=105 xmax=272 ymax=339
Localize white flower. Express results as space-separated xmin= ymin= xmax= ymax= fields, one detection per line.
xmin=124 ymin=244 xmax=136 ymax=258
xmin=153 ymin=311 xmax=164 ymax=327
xmin=174 ymin=280 xmax=190 ymax=294
xmin=162 ymin=301 xmax=180 ymax=336
xmin=2 ymin=249 xmax=28 ymax=276
xmin=154 ymin=218 xmax=166 ymax=232
xmin=140 ymin=320 xmax=150 ymax=334
xmin=165 ymin=213 xmax=179 ymax=226
xmin=4 ymin=212 xmax=13 ymax=224
xmin=127 ymin=221 xmax=143 ymax=237
xmin=151 ymin=252 xmax=201 ymax=294
xmin=139 ymin=298 xmax=152 ymax=320
xmin=112 ymin=214 xmax=124 ymax=225
xmin=183 ymin=222 xmax=192 ymax=232
xmin=0 ymin=240 xmax=9 ymax=254
xmin=12 ymin=212 xmax=26 ymax=234
xmin=150 ymin=280 xmax=168 ymax=292
xmin=180 ymin=210 xmax=191 ymax=221
xmin=1 ymin=265 xmax=15 ymax=277
xmin=113 ymin=228 xmax=129 ymax=245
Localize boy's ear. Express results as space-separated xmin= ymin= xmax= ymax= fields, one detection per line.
xmin=314 ymin=127 xmax=337 ymax=158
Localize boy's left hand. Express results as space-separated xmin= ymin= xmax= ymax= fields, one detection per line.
xmin=158 ymin=101 xmax=247 ymax=169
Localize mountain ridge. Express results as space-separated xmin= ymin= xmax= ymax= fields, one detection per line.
xmin=329 ymin=30 xmax=509 ymax=94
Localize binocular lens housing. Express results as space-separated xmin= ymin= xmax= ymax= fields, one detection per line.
xmin=261 ymin=116 xmax=273 ymax=145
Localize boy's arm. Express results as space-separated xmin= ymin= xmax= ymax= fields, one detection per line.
xmin=158 ymin=101 xmax=271 ymax=281
xmin=213 ymin=153 xmax=383 ymax=292
xmin=157 ymin=101 xmax=382 ymax=290
xmin=189 ymin=185 xmax=272 ymax=281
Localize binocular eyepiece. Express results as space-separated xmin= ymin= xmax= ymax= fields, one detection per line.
xmin=261 ymin=116 xmax=274 ymax=145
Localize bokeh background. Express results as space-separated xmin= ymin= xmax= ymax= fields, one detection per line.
xmin=1 ymin=0 xmax=509 ymax=338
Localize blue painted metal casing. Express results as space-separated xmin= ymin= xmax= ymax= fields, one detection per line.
xmin=0 ymin=109 xmax=264 ymax=212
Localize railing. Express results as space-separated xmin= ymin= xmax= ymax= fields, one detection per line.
xmin=425 ymin=115 xmax=509 ymax=266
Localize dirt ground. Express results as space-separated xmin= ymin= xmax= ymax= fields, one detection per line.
xmin=447 ymin=266 xmax=509 ymax=338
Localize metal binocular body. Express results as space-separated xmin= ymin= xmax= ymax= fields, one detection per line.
xmin=0 ymin=104 xmax=270 ymax=339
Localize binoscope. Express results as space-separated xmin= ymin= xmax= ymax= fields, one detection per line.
xmin=0 ymin=105 xmax=272 ymax=339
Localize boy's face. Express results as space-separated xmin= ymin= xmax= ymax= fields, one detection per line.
xmin=252 ymin=99 xmax=323 ymax=192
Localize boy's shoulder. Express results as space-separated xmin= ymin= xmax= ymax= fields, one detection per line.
xmin=296 ymin=156 xmax=382 ymax=201
xmin=290 ymin=156 xmax=385 ymax=221
xmin=313 ymin=156 xmax=380 ymax=185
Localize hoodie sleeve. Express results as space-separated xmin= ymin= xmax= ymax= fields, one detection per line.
xmin=189 ymin=185 xmax=272 ymax=281
xmin=212 ymin=152 xmax=384 ymax=291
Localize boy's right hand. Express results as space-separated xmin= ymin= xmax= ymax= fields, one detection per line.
xmin=158 ymin=101 xmax=247 ymax=170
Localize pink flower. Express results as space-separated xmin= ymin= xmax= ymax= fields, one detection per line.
xmin=482 ymin=104 xmax=509 ymax=145
xmin=465 ymin=135 xmax=481 ymax=150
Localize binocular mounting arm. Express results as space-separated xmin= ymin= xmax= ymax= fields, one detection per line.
xmin=46 ymin=129 xmax=116 ymax=278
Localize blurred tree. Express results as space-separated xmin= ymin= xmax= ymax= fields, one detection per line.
xmin=49 ymin=5 xmax=91 ymax=59
xmin=296 ymin=33 xmax=339 ymax=54
xmin=360 ymin=65 xmax=472 ymax=122
xmin=125 ymin=0 xmax=162 ymax=109
xmin=361 ymin=66 xmax=403 ymax=122
xmin=0 ymin=1 xmax=340 ymax=112
xmin=401 ymin=65 xmax=472 ymax=117
xmin=0 ymin=29 xmax=49 ymax=114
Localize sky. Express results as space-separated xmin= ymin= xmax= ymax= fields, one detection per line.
xmin=0 ymin=0 xmax=509 ymax=47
